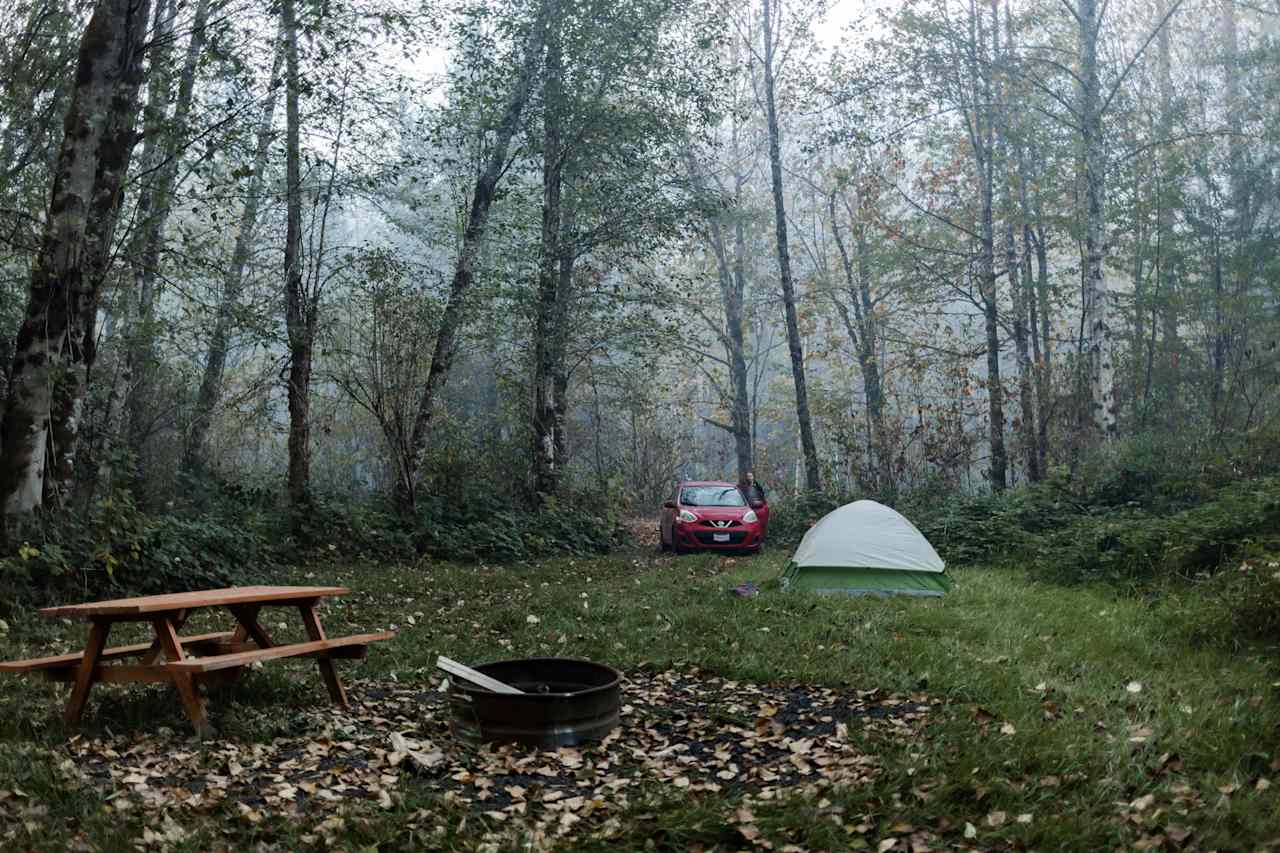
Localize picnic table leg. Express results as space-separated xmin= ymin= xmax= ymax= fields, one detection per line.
xmin=139 ymin=609 xmax=188 ymax=665
xmin=64 ymin=618 xmax=111 ymax=727
xmin=298 ymin=602 xmax=347 ymax=706
xmin=228 ymin=605 xmax=276 ymax=649
xmin=154 ymin=617 xmax=211 ymax=736
xmin=215 ymin=605 xmax=277 ymax=686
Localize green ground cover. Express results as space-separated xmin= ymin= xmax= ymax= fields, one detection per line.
xmin=0 ymin=546 xmax=1277 ymax=851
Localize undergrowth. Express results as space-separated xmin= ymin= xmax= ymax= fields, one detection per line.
xmin=0 ymin=477 xmax=623 ymax=607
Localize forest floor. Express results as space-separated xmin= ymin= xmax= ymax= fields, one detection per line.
xmin=0 ymin=544 xmax=1278 ymax=851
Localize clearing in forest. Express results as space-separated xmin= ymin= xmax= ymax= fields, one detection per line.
xmin=0 ymin=549 xmax=1277 ymax=850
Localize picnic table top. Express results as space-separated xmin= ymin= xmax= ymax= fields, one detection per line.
xmin=39 ymin=585 xmax=350 ymax=619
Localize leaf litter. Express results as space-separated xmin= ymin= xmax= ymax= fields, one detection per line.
xmin=54 ymin=667 xmax=934 ymax=849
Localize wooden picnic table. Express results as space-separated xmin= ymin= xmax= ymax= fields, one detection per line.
xmin=0 ymin=585 xmax=394 ymax=735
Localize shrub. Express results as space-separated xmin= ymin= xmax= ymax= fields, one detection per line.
xmin=763 ymin=487 xmax=1072 ymax=566
xmin=762 ymin=492 xmax=843 ymax=547
xmin=1161 ymin=555 xmax=1280 ymax=648
xmin=288 ymin=497 xmax=415 ymax=563
xmin=413 ymin=490 xmax=624 ymax=563
xmin=1214 ymin=557 xmax=1280 ymax=642
xmin=906 ymin=488 xmax=1071 ymax=566
xmin=0 ymin=491 xmax=278 ymax=604
xmin=1029 ymin=476 xmax=1280 ymax=585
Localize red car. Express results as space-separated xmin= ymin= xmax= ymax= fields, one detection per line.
xmin=659 ymin=481 xmax=767 ymax=554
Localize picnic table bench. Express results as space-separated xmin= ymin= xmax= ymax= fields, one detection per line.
xmin=0 ymin=585 xmax=394 ymax=735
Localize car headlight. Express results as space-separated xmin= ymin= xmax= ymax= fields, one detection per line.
xmin=742 ymin=510 xmax=758 ymax=523
xmin=677 ymin=510 xmax=697 ymax=523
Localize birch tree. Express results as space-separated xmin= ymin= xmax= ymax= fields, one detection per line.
xmin=1068 ymin=0 xmax=1186 ymax=439
xmin=0 ymin=0 xmax=152 ymax=519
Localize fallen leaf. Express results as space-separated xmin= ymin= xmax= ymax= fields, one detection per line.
xmin=388 ymin=732 xmax=444 ymax=772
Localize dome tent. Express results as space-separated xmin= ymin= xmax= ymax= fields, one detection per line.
xmin=781 ymin=500 xmax=951 ymax=596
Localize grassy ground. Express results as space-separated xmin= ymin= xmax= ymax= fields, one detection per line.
xmin=0 ymin=544 xmax=1278 ymax=851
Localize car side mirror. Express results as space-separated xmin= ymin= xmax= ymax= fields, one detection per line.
xmin=662 ymin=501 xmax=676 ymax=509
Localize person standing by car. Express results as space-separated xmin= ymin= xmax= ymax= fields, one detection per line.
xmin=739 ymin=471 xmax=766 ymax=505
xmin=738 ymin=471 xmax=769 ymax=540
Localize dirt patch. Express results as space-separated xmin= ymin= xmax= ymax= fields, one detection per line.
xmin=618 ymin=515 xmax=660 ymax=550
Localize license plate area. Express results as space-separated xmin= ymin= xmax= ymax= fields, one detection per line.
xmin=713 ymin=533 xmax=730 ymax=542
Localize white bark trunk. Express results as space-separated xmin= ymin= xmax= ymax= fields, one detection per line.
xmin=0 ymin=0 xmax=151 ymax=517
xmin=1079 ymin=0 xmax=1115 ymax=437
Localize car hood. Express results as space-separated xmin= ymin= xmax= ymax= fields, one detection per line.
xmin=685 ymin=506 xmax=752 ymax=520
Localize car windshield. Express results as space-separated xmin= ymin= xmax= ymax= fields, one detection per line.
xmin=680 ymin=486 xmax=745 ymax=507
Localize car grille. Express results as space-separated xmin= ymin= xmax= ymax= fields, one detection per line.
xmin=702 ymin=519 xmax=740 ymax=528
xmin=694 ymin=531 xmax=746 ymax=544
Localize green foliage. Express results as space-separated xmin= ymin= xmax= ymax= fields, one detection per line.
xmin=762 ymin=491 xmax=842 ymax=546
xmin=288 ymin=497 xmax=415 ymax=562
xmin=763 ymin=432 xmax=1280 ymax=587
xmin=906 ymin=488 xmax=1071 ymax=566
xmin=1030 ymin=476 xmax=1280 ymax=585
xmin=0 ymin=475 xmax=626 ymax=605
xmin=1207 ymin=557 xmax=1280 ymax=643
xmin=414 ymin=490 xmax=624 ymax=563
xmin=274 ymin=488 xmax=627 ymax=566
xmin=1161 ymin=555 xmax=1280 ymax=648
xmin=0 ymin=490 xmax=278 ymax=604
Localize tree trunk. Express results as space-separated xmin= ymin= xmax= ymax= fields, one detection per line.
xmin=398 ymin=1 xmax=548 ymax=512
xmin=1219 ymin=0 xmax=1247 ymax=429
xmin=1009 ymin=231 xmax=1037 ymax=482
xmin=1211 ymin=228 xmax=1226 ymax=421
xmin=99 ymin=0 xmax=174 ymax=483
xmin=760 ymin=0 xmax=821 ymax=492
xmin=704 ymin=200 xmax=755 ymax=482
xmin=689 ymin=137 xmax=755 ymax=484
xmin=0 ymin=0 xmax=152 ymax=519
xmin=1149 ymin=0 xmax=1178 ymax=419
xmin=1078 ymin=0 xmax=1115 ymax=438
xmin=727 ymin=209 xmax=754 ymax=481
xmin=282 ymin=0 xmax=310 ymax=505
xmin=981 ymin=242 xmax=1007 ymax=492
xmin=121 ymin=0 xmax=209 ymax=476
xmin=829 ymin=188 xmax=888 ymax=492
xmin=974 ymin=0 xmax=1005 ymax=492
xmin=550 ymin=198 xmax=576 ymax=475
xmin=532 ymin=1 xmax=563 ymax=499
xmin=1033 ymin=216 xmax=1052 ymax=471
xmin=1001 ymin=6 xmax=1038 ymax=482
xmin=183 ymin=38 xmax=285 ymax=475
